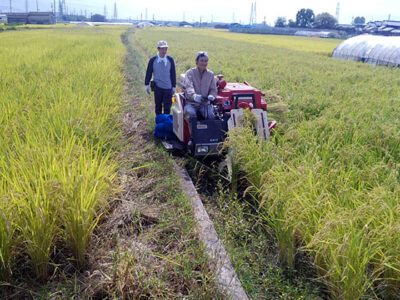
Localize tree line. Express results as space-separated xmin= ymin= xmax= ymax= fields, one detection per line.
xmin=275 ymin=9 xmax=366 ymax=29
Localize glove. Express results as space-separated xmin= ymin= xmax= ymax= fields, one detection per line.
xmin=194 ymin=94 xmax=202 ymax=103
xmin=145 ymin=85 xmax=150 ymax=95
xmin=208 ymin=95 xmax=215 ymax=102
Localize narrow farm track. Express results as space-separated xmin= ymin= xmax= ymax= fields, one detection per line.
xmin=80 ymin=29 xmax=223 ymax=298
xmin=122 ymin=29 xmax=248 ymax=299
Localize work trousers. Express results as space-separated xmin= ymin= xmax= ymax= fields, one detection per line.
xmin=154 ymin=86 xmax=173 ymax=115
xmin=184 ymin=103 xmax=215 ymax=121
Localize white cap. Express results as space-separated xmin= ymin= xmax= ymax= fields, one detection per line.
xmin=157 ymin=40 xmax=168 ymax=48
xmin=196 ymin=51 xmax=208 ymax=60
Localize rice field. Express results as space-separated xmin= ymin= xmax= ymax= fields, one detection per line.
xmin=2 ymin=24 xmax=400 ymax=298
xmin=0 ymin=26 xmax=125 ymax=280
xmin=136 ymin=28 xmax=400 ymax=299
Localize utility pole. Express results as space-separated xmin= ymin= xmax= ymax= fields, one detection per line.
xmin=113 ymin=2 xmax=117 ymax=20
xmin=59 ymin=0 xmax=63 ymax=18
xmin=36 ymin=0 xmax=39 ymax=12
xmin=9 ymin=0 xmax=12 ymax=13
xmin=54 ymin=0 xmax=56 ymax=15
xmin=104 ymin=5 xmax=107 ymax=18
xmin=145 ymin=8 xmax=148 ymax=21
xmin=25 ymin=0 xmax=28 ymax=12
xmin=254 ymin=2 xmax=256 ymax=24
xmin=249 ymin=2 xmax=253 ymax=24
xmin=336 ymin=2 xmax=340 ymax=24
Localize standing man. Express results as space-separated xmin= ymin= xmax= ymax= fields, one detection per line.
xmin=183 ymin=51 xmax=217 ymax=123
xmin=144 ymin=40 xmax=176 ymax=115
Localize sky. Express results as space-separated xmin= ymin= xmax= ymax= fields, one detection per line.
xmin=1 ymin=0 xmax=399 ymax=24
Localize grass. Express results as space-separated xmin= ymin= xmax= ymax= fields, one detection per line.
xmin=136 ymin=27 xmax=400 ymax=299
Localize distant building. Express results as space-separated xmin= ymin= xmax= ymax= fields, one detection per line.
xmin=6 ymin=13 xmax=28 ymax=24
xmin=335 ymin=24 xmax=358 ymax=34
xmin=295 ymin=30 xmax=339 ymax=38
xmin=179 ymin=21 xmax=193 ymax=27
xmin=77 ymin=22 xmax=94 ymax=26
xmin=0 ymin=14 xmax=7 ymax=23
xmin=90 ymin=14 xmax=106 ymax=22
xmin=6 ymin=12 xmax=55 ymax=24
xmin=364 ymin=20 xmax=400 ymax=36
xmin=214 ymin=24 xmax=229 ymax=29
xmin=136 ymin=22 xmax=154 ymax=28
xmin=214 ymin=23 xmax=240 ymax=29
xmin=27 ymin=12 xmax=55 ymax=24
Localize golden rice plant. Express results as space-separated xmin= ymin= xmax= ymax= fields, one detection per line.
xmin=0 ymin=26 xmax=126 ymax=279
xmin=136 ymin=28 xmax=400 ymax=298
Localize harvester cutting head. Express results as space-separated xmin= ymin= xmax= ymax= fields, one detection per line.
xmin=164 ymin=74 xmax=276 ymax=156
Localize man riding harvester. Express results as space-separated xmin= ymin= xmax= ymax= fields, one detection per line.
xmin=160 ymin=51 xmax=276 ymax=157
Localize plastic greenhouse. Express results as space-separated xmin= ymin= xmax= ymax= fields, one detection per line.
xmin=331 ymin=34 xmax=400 ymax=67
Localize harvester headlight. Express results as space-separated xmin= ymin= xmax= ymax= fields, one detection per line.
xmin=196 ymin=146 xmax=209 ymax=154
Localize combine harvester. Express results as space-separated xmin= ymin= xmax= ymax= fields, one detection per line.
xmin=161 ymin=74 xmax=276 ymax=156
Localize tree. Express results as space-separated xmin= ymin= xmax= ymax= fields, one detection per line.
xmin=296 ymin=8 xmax=314 ymax=28
xmin=275 ymin=17 xmax=287 ymax=27
xmin=353 ymin=16 xmax=366 ymax=25
xmin=288 ymin=19 xmax=297 ymax=27
xmin=314 ymin=12 xmax=337 ymax=29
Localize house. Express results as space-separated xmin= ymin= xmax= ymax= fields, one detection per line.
xmin=6 ymin=12 xmax=55 ymax=24
xmin=6 ymin=13 xmax=28 ymax=24
xmin=27 ymin=12 xmax=55 ymax=24
xmin=364 ymin=20 xmax=400 ymax=36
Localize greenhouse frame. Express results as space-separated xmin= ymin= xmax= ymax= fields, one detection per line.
xmin=331 ymin=34 xmax=400 ymax=67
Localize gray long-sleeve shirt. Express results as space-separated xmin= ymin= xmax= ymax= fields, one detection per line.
xmin=184 ymin=67 xmax=217 ymax=106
